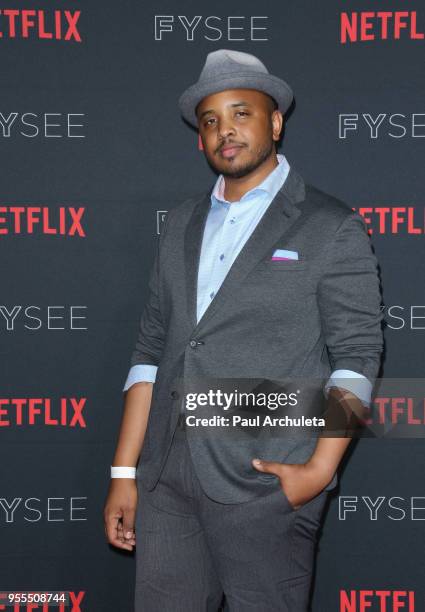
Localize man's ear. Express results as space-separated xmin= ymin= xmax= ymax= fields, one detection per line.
xmin=272 ymin=110 xmax=284 ymax=142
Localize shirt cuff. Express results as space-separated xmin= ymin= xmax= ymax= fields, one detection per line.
xmin=123 ymin=365 xmax=158 ymax=391
xmin=324 ymin=369 xmax=372 ymax=406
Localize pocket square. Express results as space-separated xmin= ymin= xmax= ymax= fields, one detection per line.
xmin=271 ymin=249 xmax=299 ymax=261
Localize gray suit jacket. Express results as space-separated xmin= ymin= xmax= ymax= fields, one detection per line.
xmin=129 ymin=167 xmax=383 ymax=503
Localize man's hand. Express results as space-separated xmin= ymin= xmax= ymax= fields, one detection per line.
xmin=103 ymin=479 xmax=138 ymax=550
xmin=252 ymin=458 xmax=333 ymax=510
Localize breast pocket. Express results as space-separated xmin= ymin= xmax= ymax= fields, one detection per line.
xmin=253 ymin=259 xmax=309 ymax=273
xmin=246 ymin=260 xmax=313 ymax=302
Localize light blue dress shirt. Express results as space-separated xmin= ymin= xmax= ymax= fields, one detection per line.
xmin=123 ymin=154 xmax=372 ymax=405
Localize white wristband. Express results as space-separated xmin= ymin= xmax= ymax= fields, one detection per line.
xmin=111 ymin=466 xmax=136 ymax=478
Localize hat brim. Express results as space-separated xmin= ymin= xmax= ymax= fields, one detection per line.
xmin=178 ymin=72 xmax=293 ymax=128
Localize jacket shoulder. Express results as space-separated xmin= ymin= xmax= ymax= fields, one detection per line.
xmin=303 ymin=182 xmax=361 ymax=231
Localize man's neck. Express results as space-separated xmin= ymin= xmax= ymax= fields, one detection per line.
xmin=223 ymin=153 xmax=279 ymax=202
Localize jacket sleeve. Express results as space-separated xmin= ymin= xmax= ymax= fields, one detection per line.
xmin=128 ymin=212 xmax=171 ymax=370
xmin=317 ymin=212 xmax=384 ymax=386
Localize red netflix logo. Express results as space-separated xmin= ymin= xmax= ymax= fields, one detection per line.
xmin=0 ymin=9 xmax=81 ymax=42
xmin=0 ymin=206 xmax=85 ymax=237
xmin=340 ymin=11 xmax=424 ymax=43
xmin=340 ymin=590 xmax=415 ymax=611
xmin=0 ymin=398 xmax=87 ymax=428
xmin=364 ymin=397 xmax=425 ymax=426
xmin=352 ymin=207 xmax=424 ymax=235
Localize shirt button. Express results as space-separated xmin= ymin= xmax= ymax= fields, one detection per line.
xmin=219 ymin=254 xmax=225 ymax=261
xmin=230 ymin=218 xmax=235 ymax=224
xmin=210 ymin=291 xmax=215 ymax=299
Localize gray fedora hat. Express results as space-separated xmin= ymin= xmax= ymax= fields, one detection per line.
xmin=178 ymin=49 xmax=294 ymax=128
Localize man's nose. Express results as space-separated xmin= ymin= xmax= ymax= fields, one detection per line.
xmin=217 ymin=118 xmax=236 ymax=139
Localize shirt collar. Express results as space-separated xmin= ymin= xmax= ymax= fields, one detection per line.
xmin=211 ymin=153 xmax=290 ymax=208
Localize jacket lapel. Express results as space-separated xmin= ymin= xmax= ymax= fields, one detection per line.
xmin=183 ymin=188 xmax=213 ymax=330
xmin=183 ymin=166 xmax=306 ymax=334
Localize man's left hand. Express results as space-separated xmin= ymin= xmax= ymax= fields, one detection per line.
xmin=252 ymin=458 xmax=332 ymax=510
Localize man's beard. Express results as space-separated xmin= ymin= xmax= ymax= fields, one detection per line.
xmin=211 ymin=139 xmax=275 ymax=179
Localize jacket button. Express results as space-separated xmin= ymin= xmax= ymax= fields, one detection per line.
xmin=189 ymin=339 xmax=197 ymax=348
xmin=170 ymin=390 xmax=179 ymax=400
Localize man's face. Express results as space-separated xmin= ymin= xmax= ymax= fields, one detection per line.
xmin=196 ymin=88 xmax=282 ymax=178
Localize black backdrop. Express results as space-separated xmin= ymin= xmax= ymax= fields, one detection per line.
xmin=1 ymin=1 xmax=424 ymax=610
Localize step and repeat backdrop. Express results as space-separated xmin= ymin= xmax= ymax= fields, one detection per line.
xmin=1 ymin=1 xmax=424 ymax=610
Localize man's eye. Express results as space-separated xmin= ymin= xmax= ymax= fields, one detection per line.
xmin=205 ymin=118 xmax=216 ymax=126
xmin=236 ymin=111 xmax=248 ymax=117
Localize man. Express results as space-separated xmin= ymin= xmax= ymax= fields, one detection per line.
xmin=104 ymin=49 xmax=383 ymax=611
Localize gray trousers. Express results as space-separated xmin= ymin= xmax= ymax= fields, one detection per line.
xmin=134 ymin=422 xmax=329 ymax=612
